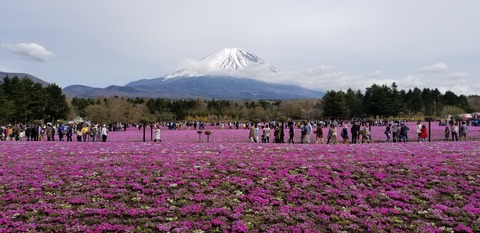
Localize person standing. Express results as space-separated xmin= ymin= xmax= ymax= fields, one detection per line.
xmin=46 ymin=124 xmax=54 ymax=141
xmin=327 ymin=124 xmax=337 ymax=144
xmin=288 ymin=124 xmax=294 ymax=143
xmin=153 ymin=125 xmax=161 ymax=142
xmin=300 ymin=122 xmax=307 ymax=143
xmin=66 ymin=124 xmax=73 ymax=142
xmin=351 ymin=122 xmax=359 ymax=144
xmin=416 ymin=121 xmax=423 ymax=142
xmin=451 ymin=123 xmax=459 ymax=141
xmin=58 ymin=124 xmax=65 ymax=141
xmin=444 ymin=126 xmax=450 ymax=141
xmin=265 ymin=125 xmax=271 ymax=143
xmin=260 ymin=125 xmax=266 ymax=143
xmin=399 ymin=123 xmax=409 ymax=142
xmin=30 ymin=125 xmax=38 ymax=141
xmin=76 ymin=126 xmax=83 ymax=142
xmin=341 ymin=125 xmax=349 ymax=144
xmin=101 ymin=124 xmax=108 ymax=142
xmin=81 ymin=124 xmax=89 ymax=142
xmin=459 ymin=121 xmax=468 ymax=141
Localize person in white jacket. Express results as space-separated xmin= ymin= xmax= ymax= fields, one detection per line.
xmin=101 ymin=124 xmax=108 ymax=142
xmin=154 ymin=125 xmax=161 ymax=142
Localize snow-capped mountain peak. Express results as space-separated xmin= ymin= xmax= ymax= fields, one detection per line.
xmin=164 ymin=48 xmax=277 ymax=79
xmin=203 ymin=48 xmax=264 ymax=70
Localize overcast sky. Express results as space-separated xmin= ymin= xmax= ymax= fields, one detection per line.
xmin=1 ymin=0 xmax=479 ymax=95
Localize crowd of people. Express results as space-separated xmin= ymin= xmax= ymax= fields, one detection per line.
xmin=246 ymin=119 xmax=473 ymax=144
xmin=0 ymin=123 xmax=109 ymax=142
xmin=0 ymin=118 xmax=474 ymax=144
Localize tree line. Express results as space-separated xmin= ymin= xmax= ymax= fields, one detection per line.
xmin=0 ymin=76 xmax=69 ymax=125
xmin=71 ymin=83 xmax=471 ymax=123
xmin=322 ymin=83 xmax=471 ymax=119
xmin=0 ymin=76 xmax=474 ymax=125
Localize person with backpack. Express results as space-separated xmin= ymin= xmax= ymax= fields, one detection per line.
xmin=341 ymin=125 xmax=349 ymax=144
xmin=66 ymin=124 xmax=73 ymax=141
xmin=399 ymin=123 xmax=409 ymax=142
xmin=315 ymin=123 xmax=324 ymax=144
xmin=58 ymin=124 xmax=65 ymax=141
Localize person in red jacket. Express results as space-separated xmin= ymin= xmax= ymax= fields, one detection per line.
xmin=420 ymin=125 xmax=428 ymax=142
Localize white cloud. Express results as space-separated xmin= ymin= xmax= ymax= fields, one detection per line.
xmin=417 ymin=63 xmax=449 ymax=73
xmin=1 ymin=43 xmax=55 ymax=62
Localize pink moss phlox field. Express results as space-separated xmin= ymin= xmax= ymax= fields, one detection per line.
xmin=1 ymin=141 xmax=479 ymax=232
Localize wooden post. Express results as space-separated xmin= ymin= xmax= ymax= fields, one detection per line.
xmin=428 ymin=120 xmax=431 ymax=142
xmin=143 ymin=123 xmax=146 ymax=142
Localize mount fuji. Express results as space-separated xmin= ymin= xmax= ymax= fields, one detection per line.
xmin=63 ymin=48 xmax=324 ymax=100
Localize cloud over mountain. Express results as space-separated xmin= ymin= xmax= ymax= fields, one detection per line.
xmin=1 ymin=43 xmax=55 ymax=62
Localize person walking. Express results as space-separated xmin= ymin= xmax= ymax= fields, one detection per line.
xmin=315 ymin=124 xmax=324 ymax=144
xmin=305 ymin=122 xmax=312 ymax=143
xmin=420 ymin=125 xmax=428 ymax=142
xmin=385 ymin=124 xmax=391 ymax=142
xmin=249 ymin=123 xmax=257 ymax=143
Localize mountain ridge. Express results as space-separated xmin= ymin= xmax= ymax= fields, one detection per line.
xmin=0 ymin=71 xmax=50 ymax=87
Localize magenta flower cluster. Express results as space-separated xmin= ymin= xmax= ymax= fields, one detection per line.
xmin=0 ymin=140 xmax=479 ymax=232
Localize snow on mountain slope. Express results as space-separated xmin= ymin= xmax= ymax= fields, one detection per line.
xmin=164 ymin=48 xmax=278 ymax=79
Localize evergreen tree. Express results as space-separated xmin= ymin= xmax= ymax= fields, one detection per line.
xmin=0 ymin=87 xmax=14 ymax=124
xmin=345 ymin=88 xmax=364 ymax=118
xmin=362 ymin=84 xmax=391 ymax=118
xmin=44 ymin=83 xmax=69 ymax=122
xmin=407 ymin=88 xmax=424 ymax=115
xmin=322 ymin=90 xmax=349 ymax=119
